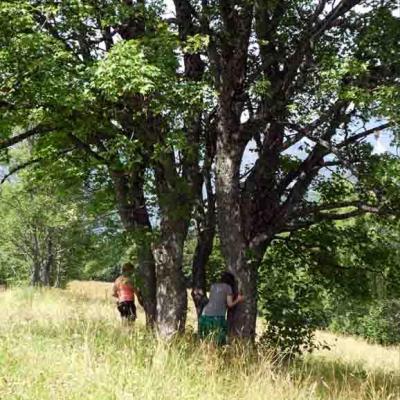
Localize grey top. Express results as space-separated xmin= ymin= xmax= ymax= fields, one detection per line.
xmin=202 ymin=283 xmax=233 ymax=317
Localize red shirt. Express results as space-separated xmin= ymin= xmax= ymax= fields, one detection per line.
xmin=113 ymin=276 xmax=135 ymax=302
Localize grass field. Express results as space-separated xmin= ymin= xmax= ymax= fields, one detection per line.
xmin=0 ymin=282 xmax=399 ymax=399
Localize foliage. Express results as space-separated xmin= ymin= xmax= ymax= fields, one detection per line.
xmin=259 ymin=241 xmax=328 ymax=355
xmin=331 ymin=300 xmax=400 ymax=346
xmin=359 ymin=300 xmax=400 ymax=345
xmin=0 ymin=181 xmax=82 ymax=285
xmin=0 ymin=151 xmax=127 ymax=286
xmin=259 ymin=210 xmax=400 ymax=350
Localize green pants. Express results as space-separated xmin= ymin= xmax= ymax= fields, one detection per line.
xmin=198 ymin=315 xmax=228 ymax=345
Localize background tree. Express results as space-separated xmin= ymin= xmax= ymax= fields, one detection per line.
xmin=0 ymin=176 xmax=92 ymax=287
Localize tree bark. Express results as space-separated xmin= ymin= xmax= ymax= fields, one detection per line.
xmin=136 ymin=238 xmax=157 ymax=328
xmin=215 ymin=141 xmax=259 ymax=339
xmin=191 ymin=225 xmax=214 ymax=317
xmin=40 ymin=234 xmax=53 ymax=287
xmin=153 ymin=226 xmax=188 ymax=338
xmin=191 ymin=145 xmax=216 ymax=317
xmin=54 ymin=260 xmax=62 ymax=288
xmin=31 ymin=227 xmax=41 ymax=286
xmin=151 ymin=145 xmax=192 ymax=338
xmin=31 ymin=262 xmax=41 ymax=286
xmin=226 ymin=255 xmax=258 ymax=339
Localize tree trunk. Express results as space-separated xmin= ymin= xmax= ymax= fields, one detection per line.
xmin=191 ymin=227 xmax=214 ymax=317
xmin=40 ymin=234 xmax=53 ymax=286
xmin=226 ymin=251 xmax=259 ymax=339
xmin=215 ymin=138 xmax=258 ymax=339
xmin=54 ymin=261 xmax=62 ymax=288
xmin=31 ymin=228 xmax=41 ymax=286
xmin=111 ymin=171 xmax=157 ymax=328
xmin=136 ymin=239 xmax=157 ymax=328
xmin=210 ymin=0 xmax=254 ymax=338
xmin=153 ymin=227 xmax=187 ymax=338
xmin=191 ymin=130 xmax=216 ymax=316
xmin=31 ymin=262 xmax=41 ymax=286
xmin=41 ymin=259 xmax=51 ymax=286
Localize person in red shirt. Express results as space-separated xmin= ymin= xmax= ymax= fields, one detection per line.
xmin=112 ymin=262 xmax=137 ymax=322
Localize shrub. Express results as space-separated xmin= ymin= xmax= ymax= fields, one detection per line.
xmin=359 ymin=300 xmax=400 ymax=345
xmin=330 ymin=300 xmax=400 ymax=346
xmin=260 ymin=297 xmax=323 ymax=355
xmin=259 ymin=259 xmax=327 ymax=355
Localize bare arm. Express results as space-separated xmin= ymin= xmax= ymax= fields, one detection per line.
xmin=112 ymin=282 xmax=118 ymax=298
xmin=227 ymin=294 xmax=244 ymax=308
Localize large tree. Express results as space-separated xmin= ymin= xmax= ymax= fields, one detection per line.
xmin=0 ymin=0 xmax=212 ymax=335
xmin=176 ymin=0 xmax=400 ymax=338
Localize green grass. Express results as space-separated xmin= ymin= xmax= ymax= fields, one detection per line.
xmin=0 ymin=286 xmax=399 ymax=399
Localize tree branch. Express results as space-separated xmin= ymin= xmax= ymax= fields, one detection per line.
xmin=0 ymin=126 xmax=54 ymax=151
xmin=336 ymin=123 xmax=391 ymax=149
xmin=32 ymin=11 xmax=80 ymax=59
xmin=292 ymin=200 xmax=379 ymax=218
xmin=281 ymin=0 xmax=362 ymax=97
xmin=0 ymin=148 xmax=75 ymax=185
xmin=277 ymin=100 xmax=354 ymax=195
xmin=312 ymin=0 xmax=329 ymax=22
xmin=282 ymin=202 xmax=388 ymax=233
xmin=67 ymin=133 xmax=109 ymax=164
xmin=313 ymin=0 xmax=362 ymax=38
xmin=283 ymin=209 xmax=363 ymax=232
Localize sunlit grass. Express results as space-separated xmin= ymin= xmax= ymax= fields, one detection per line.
xmin=0 ymin=284 xmax=399 ymax=399
xmin=314 ymin=330 xmax=400 ymax=373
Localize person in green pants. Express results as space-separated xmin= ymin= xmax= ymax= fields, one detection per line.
xmin=198 ymin=271 xmax=244 ymax=345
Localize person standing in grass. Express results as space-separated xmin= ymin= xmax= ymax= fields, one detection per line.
xmin=112 ymin=262 xmax=137 ymax=322
xmin=198 ymin=271 xmax=244 ymax=345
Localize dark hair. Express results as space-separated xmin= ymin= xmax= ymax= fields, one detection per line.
xmin=121 ymin=262 xmax=134 ymax=274
xmin=220 ymin=271 xmax=237 ymax=293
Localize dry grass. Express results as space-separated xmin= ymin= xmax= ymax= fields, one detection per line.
xmin=67 ymin=280 xmax=114 ymax=301
xmin=314 ymin=330 xmax=400 ymax=373
xmin=0 ymin=282 xmax=399 ymax=400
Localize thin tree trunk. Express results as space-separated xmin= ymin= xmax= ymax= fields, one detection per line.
xmin=191 ymin=227 xmax=214 ymax=317
xmin=191 ymin=124 xmax=216 ymax=317
xmin=31 ymin=228 xmax=41 ymax=286
xmin=191 ymin=184 xmax=216 ymax=317
xmin=54 ymin=261 xmax=62 ymax=288
xmin=31 ymin=262 xmax=41 ymax=286
xmin=41 ymin=234 xmax=53 ymax=286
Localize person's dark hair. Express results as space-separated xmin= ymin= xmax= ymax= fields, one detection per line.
xmin=121 ymin=262 xmax=134 ymax=274
xmin=220 ymin=271 xmax=237 ymax=293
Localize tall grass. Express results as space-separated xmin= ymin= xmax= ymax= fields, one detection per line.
xmin=0 ymin=285 xmax=399 ymax=399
